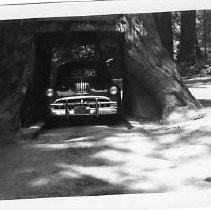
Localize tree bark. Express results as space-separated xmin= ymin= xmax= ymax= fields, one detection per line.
xmin=115 ymin=14 xmax=201 ymax=119
xmin=0 ymin=67 xmax=28 ymax=133
xmin=0 ymin=21 xmax=31 ymax=134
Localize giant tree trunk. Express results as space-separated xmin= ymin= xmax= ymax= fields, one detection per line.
xmin=0 ymin=14 xmax=202 ymax=134
xmin=115 ymin=14 xmax=201 ymax=119
xmin=0 ymin=22 xmax=30 ymax=134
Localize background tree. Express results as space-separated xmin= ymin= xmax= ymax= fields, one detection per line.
xmin=195 ymin=10 xmax=211 ymax=59
xmin=153 ymin=12 xmax=174 ymax=59
xmin=177 ymin=10 xmax=202 ymax=63
xmin=203 ymin=10 xmax=207 ymax=59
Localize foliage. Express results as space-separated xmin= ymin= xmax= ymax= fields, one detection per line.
xmin=181 ymin=61 xmax=211 ymax=77
xmin=51 ymin=45 xmax=98 ymax=65
xmin=172 ymin=11 xmax=181 ymax=60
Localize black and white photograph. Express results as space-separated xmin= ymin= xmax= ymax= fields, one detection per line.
xmin=0 ymin=0 xmax=211 ymax=209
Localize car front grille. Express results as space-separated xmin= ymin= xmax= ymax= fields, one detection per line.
xmin=75 ymin=82 xmax=89 ymax=92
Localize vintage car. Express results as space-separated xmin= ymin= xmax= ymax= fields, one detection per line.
xmin=45 ymin=59 xmax=122 ymax=121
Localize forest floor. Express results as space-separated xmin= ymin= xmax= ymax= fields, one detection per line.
xmin=0 ymin=77 xmax=211 ymax=200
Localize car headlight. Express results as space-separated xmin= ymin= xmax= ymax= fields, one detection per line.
xmin=110 ymin=86 xmax=118 ymax=95
xmin=46 ymin=88 xmax=54 ymax=97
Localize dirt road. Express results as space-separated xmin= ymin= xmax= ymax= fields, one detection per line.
xmin=0 ymin=77 xmax=211 ymax=200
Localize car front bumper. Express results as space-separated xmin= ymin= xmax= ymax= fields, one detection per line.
xmin=47 ymin=95 xmax=120 ymax=118
xmin=50 ymin=106 xmax=118 ymax=116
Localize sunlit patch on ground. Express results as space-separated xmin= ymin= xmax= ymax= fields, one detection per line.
xmin=30 ymin=178 xmax=50 ymax=187
xmin=184 ymin=77 xmax=211 ymax=100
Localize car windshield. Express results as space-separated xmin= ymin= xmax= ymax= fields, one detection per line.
xmin=56 ymin=61 xmax=110 ymax=89
xmin=66 ymin=67 xmax=96 ymax=79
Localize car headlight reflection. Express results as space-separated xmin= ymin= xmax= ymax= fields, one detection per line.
xmin=46 ymin=88 xmax=54 ymax=97
xmin=110 ymin=86 xmax=118 ymax=95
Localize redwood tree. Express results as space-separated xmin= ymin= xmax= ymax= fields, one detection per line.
xmin=0 ymin=13 xmax=202 ymax=134
xmin=115 ymin=14 xmax=201 ymax=119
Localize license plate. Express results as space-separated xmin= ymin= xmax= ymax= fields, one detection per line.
xmin=74 ymin=106 xmax=90 ymax=114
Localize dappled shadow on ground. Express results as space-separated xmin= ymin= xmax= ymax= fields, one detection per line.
xmin=183 ymin=77 xmax=211 ymax=107
xmin=1 ymin=116 xmax=211 ymax=200
xmin=1 ymin=76 xmax=211 ymax=200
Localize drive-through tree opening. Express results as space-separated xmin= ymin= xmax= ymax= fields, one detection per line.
xmin=26 ymin=31 xmax=125 ymax=125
